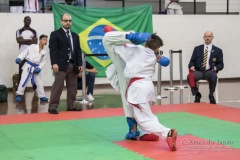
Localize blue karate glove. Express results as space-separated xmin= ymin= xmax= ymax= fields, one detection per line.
xmin=158 ymin=56 xmax=170 ymax=67
xmin=33 ymin=68 xmax=41 ymax=74
xmin=15 ymin=58 xmax=21 ymax=64
xmin=126 ymin=32 xmax=151 ymax=45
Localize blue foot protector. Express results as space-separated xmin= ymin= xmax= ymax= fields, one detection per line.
xmin=125 ymin=117 xmax=140 ymax=140
xmin=125 ymin=130 xmax=140 ymax=140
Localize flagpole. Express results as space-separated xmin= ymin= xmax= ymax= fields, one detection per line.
xmin=122 ymin=0 xmax=125 ymax=7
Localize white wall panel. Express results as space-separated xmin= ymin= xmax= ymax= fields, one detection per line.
xmin=0 ymin=13 xmax=239 ymax=87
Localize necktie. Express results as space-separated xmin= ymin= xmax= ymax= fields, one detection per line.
xmin=66 ymin=30 xmax=73 ymax=60
xmin=202 ymin=46 xmax=208 ymax=70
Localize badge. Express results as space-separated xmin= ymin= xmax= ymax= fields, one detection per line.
xmin=213 ymin=58 xmax=216 ymax=62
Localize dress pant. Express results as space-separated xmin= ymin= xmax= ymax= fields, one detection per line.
xmin=77 ymin=72 xmax=95 ymax=95
xmin=187 ymin=70 xmax=217 ymax=96
xmin=49 ymin=62 xmax=78 ymax=109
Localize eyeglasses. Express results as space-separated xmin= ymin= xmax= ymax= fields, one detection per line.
xmin=61 ymin=19 xmax=72 ymax=23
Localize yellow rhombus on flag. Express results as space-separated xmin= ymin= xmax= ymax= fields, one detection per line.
xmin=52 ymin=3 xmax=153 ymax=77
xmin=79 ymin=18 xmax=123 ymax=68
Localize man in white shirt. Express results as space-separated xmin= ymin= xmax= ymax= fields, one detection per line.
xmin=16 ymin=16 xmax=38 ymax=90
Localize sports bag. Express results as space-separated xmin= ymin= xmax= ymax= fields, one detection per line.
xmin=0 ymin=85 xmax=8 ymax=102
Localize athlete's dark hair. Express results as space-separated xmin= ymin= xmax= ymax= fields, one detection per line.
xmin=145 ymin=33 xmax=163 ymax=50
xmin=39 ymin=34 xmax=48 ymax=40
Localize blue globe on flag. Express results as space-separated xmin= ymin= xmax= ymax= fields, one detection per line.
xmin=87 ymin=25 xmax=115 ymax=60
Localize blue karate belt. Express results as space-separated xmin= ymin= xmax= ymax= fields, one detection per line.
xmin=22 ymin=60 xmax=38 ymax=88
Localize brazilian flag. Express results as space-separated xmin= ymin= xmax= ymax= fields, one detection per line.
xmin=52 ymin=3 xmax=153 ymax=77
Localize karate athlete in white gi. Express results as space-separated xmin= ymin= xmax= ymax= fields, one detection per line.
xmin=15 ymin=34 xmax=48 ymax=103
xmin=103 ymin=31 xmax=177 ymax=151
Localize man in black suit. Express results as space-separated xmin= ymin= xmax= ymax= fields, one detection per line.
xmin=48 ymin=13 xmax=82 ymax=114
xmin=188 ymin=31 xmax=224 ymax=104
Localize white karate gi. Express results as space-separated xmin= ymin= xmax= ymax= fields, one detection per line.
xmin=16 ymin=44 xmax=47 ymax=98
xmin=24 ymin=0 xmax=39 ymax=13
xmin=165 ymin=0 xmax=183 ymax=15
xmin=103 ymin=31 xmax=170 ymax=140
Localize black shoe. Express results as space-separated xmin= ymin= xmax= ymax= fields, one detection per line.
xmin=67 ymin=107 xmax=82 ymax=111
xmin=48 ymin=108 xmax=59 ymax=114
xmin=194 ymin=92 xmax=202 ymax=103
xmin=209 ymin=95 xmax=216 ymax=104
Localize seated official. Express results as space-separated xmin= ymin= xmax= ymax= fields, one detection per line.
xmin=187 ymin=31 xmax=224 ymax=104
xmin=77 ymin=61 xmax=98 ymax=101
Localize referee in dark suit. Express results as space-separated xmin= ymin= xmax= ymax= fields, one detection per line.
xmin=188 ymin=31 xmax=224 ymax=104
xmin=48 ymin=13 xmax=82 ymax=114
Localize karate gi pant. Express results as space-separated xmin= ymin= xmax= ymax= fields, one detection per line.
xmin=167 ymin=8 xmax=183 ymax=15
xmin=16 ymin=63 xmax=46 ymax=98
xmin=133 ymin=103 xmax=170 ymax=140
xmin=106 ymin=52 xmax=134 ymax=118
